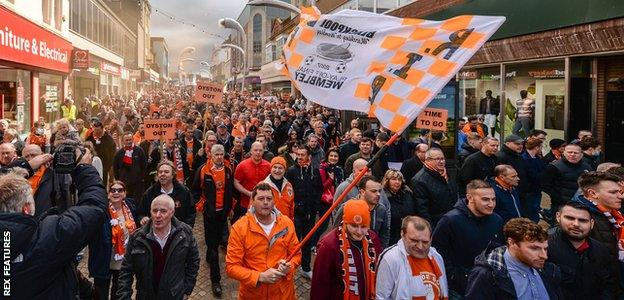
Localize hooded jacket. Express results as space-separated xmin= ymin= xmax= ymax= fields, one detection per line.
xmin=488 ymin=177 xmax=522 ymax=223
xmin=465 ymin=245 xmax=562 ymax=300
xmin=333 ymin=200 xmax=391 ymax=248
xmin=263 ymin=175 xmax=295 ymax=220
xmin=191 ymin=160 xmax=234 ymax=217
xmin=432 ymin=198 xmax=504 ymax=293
xmin=0 ymin=165 xmax=107 ymax=299
xmin=226 ymin=207 xmax=301 ymax=300
xmin=458 ymin=151 xmax=498 ymax=195
xmin=496 ymin=145 xmax=528 ymax=194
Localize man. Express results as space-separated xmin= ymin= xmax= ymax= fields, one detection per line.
xmin=230 ymin=136 xmax=245 ymax=165
xmin=573 ymin=172 xmax=624 ymax=270
xmin=0 ymin=149 xmax=109 ymax=298
xmin=216 ymin=122 xmax=234 ymax=153
xmin=465 ymin=218 xmax=562 ymax=299
xmin=285 ymin=144 xmax=323 ymax=278
xmin=543 ymin=138 xmax=566 ymax=164
xmin=226 ymin=183 xmax=301 ymax=300
xmin=86 ymin=120 xmax=116 ymax=186
xmin=60 ymin=97 xmax=77 ymax=122
xmin=255 ymin=133 xmax=275 ymax=161
xmin=542 ymin=143 xmax=592 ymax=213
xmin=312 ymin=199 xmax=382 ymax=300
xmin=548 ymin=201 xmax=618 ymax=299
xmin=344 ymin=137 xmax=374 ymax=176
xmin=22 ymin=144 xmax=72 ymax=215
xmin=306 ymin=134 xmax=325 ymax=169
xmin=333 ymin=176 xmax=391 ymax=248
xmin=192 ymin=133 xmax=218 ymax=172
xmin=191 ymin=145 xmax=234 ymax=297
xmin=263 ymin=157 xmax=294 ymax=220
xmin=571 ymin=129 xmax=592 ymax=145
xmin=139 ymin=160 xmax=196 ymax=227
xmin=120 ymin=106 xmax=139 ymax=133
xmin=432 ymin=180 xmax=504 ymax=296
xmin=400 ymin=143 xmax=428 ymax=182
xmin=0 ymin=142 xmax=17 ymax=167
xmin=117 ymin=195 xmax=200 ymax=299
xmin=179 ymin=125 xmax=202 ymax=183
xmin=233 ymin=141 xmax=271 ymax=222
xmin=479 ymin=90 xmax=499 ymax=136
xmin=456 ymin=132 xmax=482 ymax=169
xmin=461 ymin=115 xmax=486 ymax=138
xmin=113 ymin=132 xmax=147 ymax=201
xmin=458 ymin=137 xmax=499 ymax=195
xmin=496 ymin=134 xmax=527 ymax=195
xmin=339 ymin=128 xmax=362 ymax=167
xmin=377 ymin=216 xmax=448 ymax=300
xmin=411 ymin=148 xmax=458 ymax=227
xmin=580 ymin=137 xmax=601 ymax=170
xmin=512 ymin=90 xmax=535 ymax=137
xmin=488 ymin=165 xmax=522 ymax=223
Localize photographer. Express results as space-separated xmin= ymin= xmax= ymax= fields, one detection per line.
xmin=0 ymin=148 xmax=109 ymax=298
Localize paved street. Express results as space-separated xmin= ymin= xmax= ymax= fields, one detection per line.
xmin=78 ymin=214 xmax=312 ymax=299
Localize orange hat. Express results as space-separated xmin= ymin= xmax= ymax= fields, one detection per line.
xmin=343 ymin=199 xmax=370 ymax=227
xmin=271 ymin=156 xmax=287 ymax=168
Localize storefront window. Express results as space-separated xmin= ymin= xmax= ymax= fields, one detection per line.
xmin=503 ymin=61 xmax=565 ymax=142
xmin=358 ymin=0 xmax=374 ymax=12
xmin=39 ymin=73 xmax=63 ymax=125
xmin=459 ymin=66 xmax=501 ymax=139
xmin=0 ymin=68 xmax=32 ymax=135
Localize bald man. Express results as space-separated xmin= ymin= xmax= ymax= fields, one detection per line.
xmin=117 ymin=195 xmax=200 ymax=299
xmin=233 ymin=141 xmax=271 ymax=223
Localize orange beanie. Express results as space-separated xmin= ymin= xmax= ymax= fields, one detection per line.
xmin=271 ymin=156 xmax=287 ymax=168
xmin=343 ymin=199 xmax=371 ymax=227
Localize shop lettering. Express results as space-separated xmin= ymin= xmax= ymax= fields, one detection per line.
xmin=318 ymin=19 xmax=376 ymax=38
xmin=0 ymin=27 xmax=67 ymax=64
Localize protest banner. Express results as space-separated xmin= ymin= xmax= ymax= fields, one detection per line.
xmin=415 ymin=108 xmax=448 ymax=132
xmin=282 ymin=7 xmax=504 ymax=133
xmin=195 ymin=81 xmax=224 ymax=103
xmin=144 ymin=119 xmax=176 ymax=140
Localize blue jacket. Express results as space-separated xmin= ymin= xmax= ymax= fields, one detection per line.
xmin=0 ymin=165 xmax=108 ymax=299
xmin=432 ymin=198 xmax=504 ymax=293
xmin=520 ymin=152 xmax=546 ymax=194
xmin=487 ymin=177 xmax=522 ymax=223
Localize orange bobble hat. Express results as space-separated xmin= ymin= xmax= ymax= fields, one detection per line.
xmin=271 ymin=156 xmax=287 ymax=168
xmin=343 ymin=199 xmax=371 ymax=227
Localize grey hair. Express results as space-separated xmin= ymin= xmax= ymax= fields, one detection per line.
xmin=0 ymin=171 xmax=33 ymax=213
xmin=424 ymin=148 xmax=444 ymax=160
xmin=211 ymin=144 xmax=225 ymax=154
xmin=152 ymin=194 xmax=175 ymax=210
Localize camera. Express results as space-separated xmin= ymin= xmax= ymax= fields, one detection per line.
xmin=53 ymin=144 xmax=85 ymax=174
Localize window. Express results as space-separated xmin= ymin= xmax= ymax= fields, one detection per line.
xmin=79 ymin=0 xmax=87 ymax=36
xmin=252 ymin=14 xmax=263 ymax=67
xmin=376 ymin=0 xmax=396 ymax=14
xmin=358 ymin=0 xmax=374 ymax=12
xmin=459 ymin=67 xmax=501 ymax=139
xmin=42 ymin=0 xmax=52 ymax=25
xmin=70 ymin=0 xmax=79 ymax=32
xmin=54 ymin=0 xmax=63 ymax=30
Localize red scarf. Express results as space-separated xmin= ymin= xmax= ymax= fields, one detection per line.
xmin=423 ymin=160 xmax=448 ymax=182
xmin=109 ymin=202 xmax=136 ymax=261
xmin=552 ymin=149 xmax=562 ymax=160
xmin=339 ymin=224 xmax=376 ymax=300
xmin=592 ymin=201 xmax=624 ymax=261
xmin=123 ymin=146 xmax=133 ymax=165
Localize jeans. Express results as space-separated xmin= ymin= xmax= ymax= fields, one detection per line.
xmin=294 ymin=209 xmax=315 ymax=272
xmin=204 ymin=210 xmax=228 ymax=284
xmin=512 ymin=117 xmax=533 ymax=137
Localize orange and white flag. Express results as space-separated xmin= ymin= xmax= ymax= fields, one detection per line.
xmin=282 ymin=8 xmax=504 ymax=132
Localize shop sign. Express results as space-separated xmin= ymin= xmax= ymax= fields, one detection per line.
xmin=100 ymin=62 xmax=121 ymax=76
xmin=72 ymin=50 xmax=89 ymax=69
xmin=528 ymin=69 xmax=564 ymax=78
xmin=458 ymin=70 xmax=477 ymax=80
xmin=415 ymin=108 xmax=448 ymax=132
xmin=149 ymin=70 xmax=159 ymax=82
xmin=44 ymin=85 xmax=59 ymax=113
xmin=16 ymin=86 xmax=24 ymax=104
xmin=129 ymin=70 xmax=141 ymax=80
xmin=0 ymin=6 xmax=72 ymax=73
xmin=88 ymin=67 xmax=99 ymax=75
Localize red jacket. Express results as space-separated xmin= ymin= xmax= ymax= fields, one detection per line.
xmin=311 ymin=227 xmax=382 ymax=300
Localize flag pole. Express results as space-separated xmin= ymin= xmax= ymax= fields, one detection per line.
xmin=286 ymin=131 xmax=401 ymax=261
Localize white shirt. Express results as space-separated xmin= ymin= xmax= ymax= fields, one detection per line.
xmin=160 ymin=185 xmax=174 ymax=195
xmin=153 ymin=226 xmax=172 ymax=249
xmin=254 ymin=212 xmax=276 ymax=236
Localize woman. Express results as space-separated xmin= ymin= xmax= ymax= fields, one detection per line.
xmin=279 ymin=140 xmax=299 ymax=169
xmin=382 ymin=169 xmax=415 ymax=245
xmin=52 ymin=118 xmax=81 ymax=150
xmin=312 ymin=148 xmax=344 ymax=246
xmin=25 ymin=120 xmax=49 ymax=152
xmin=104 ymin=180 xmax=138 ymax=299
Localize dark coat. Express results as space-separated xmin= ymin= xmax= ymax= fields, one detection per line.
xmin=573 ymin=195 xmax=620 ymax=260
xmin=458 ymin=151 xmax=498 ymax=195
xmin=465 ymin=246 xmax=563 ymax=300
xmin=86 ymin=132 xmax=116 ymax=169
xmin=479 ymin=96 xmax=500 ymax=115
xmin=488 ymin=177 xmax=523 ymax=223
xmin=582 ymin=153 xmax=600 ymax=171
xmin=541 ymin=157 xmax=592 ymax=209
xmin=33 ymin=167 xmax=72 ymax=216
xmin=285 ymin=162 xmax=323 ymax=214
xmin=521 ymin=151 xmax=546 ymax=195
xmin=547 ymin=227 xmax=619 ymax=299
xmin=338 ymin=140 xmax=359 ymax=167
xmin=140 ymin=180 xmax=196 ymax=228
xmin=386 ymin=187 xmax=416 ymax=245
xmin=456 ymin=142 xmax=479 ymax=170
xmin=496 ymin=145 xmax=528 ymax=194
xmin=116 ymin=217 xmax=200 ymax=300
xmin=400 ymin=156 xmax=424 ymax=182
xmin=385 ymin=137 xmax=414 ymax=163
xmin=191 ymin=162 xmax=234 ymax=216
xmin=432 ymin=198 xmax=504 ymax=293
xmin=179 ymin=137 xmax=202 ymax=179
xmin=0 ymin=165 xmax=107 ymax=299
xmin=113 ymin=146 xmax=147 ymax=200
xmin=410 ymin=167 xmax=458 ymax=227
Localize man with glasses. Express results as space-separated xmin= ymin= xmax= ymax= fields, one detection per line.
xmin=410 ymin=148 xmax=457 ymax=227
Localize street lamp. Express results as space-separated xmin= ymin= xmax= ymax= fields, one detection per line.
xmin=177 ymin=46 xmax=195 ymax=87
xmin=219 ymin=43 xmax=247 ymax=93
xmin=219 ymin=18 xmax=248 ymax=93
xmin=248 ymin=0 xmax=301 ymax=14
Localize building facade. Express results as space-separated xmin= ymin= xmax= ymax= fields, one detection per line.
xmin=150 ymin=37 xmax=169 ymax=83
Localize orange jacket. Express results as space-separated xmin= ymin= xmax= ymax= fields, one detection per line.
xmin=226 ymin=208 xmax=301 ymax=300
xmin=232 ymin=122 xmax=247 ymax=138
xmin=263 ymin=175 xmax=295 ymax=220
xmin=462 ymin=123 xmax=486 ymax=138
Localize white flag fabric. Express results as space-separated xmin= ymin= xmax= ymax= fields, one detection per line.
xmin=282 ymin=7 xmax=505 ymax=132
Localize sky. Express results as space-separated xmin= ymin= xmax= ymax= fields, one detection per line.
xmin=150 ymin=0 xmax=248 ymax=74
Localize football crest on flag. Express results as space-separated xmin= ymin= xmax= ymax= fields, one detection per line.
xmin=282 ymin=8 xmax=505 ymax=132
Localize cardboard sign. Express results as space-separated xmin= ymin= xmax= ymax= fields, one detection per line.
xmin=415 ymin=108 xmax=448 ymax=132
xmin=144 ymin=119 xmax=176 ymax=140
xmin=195 ymin=81 xmax=223 ymax=103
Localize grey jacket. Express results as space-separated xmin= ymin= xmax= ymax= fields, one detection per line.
xmin=332 ymin=200 xmax=391 ymax=249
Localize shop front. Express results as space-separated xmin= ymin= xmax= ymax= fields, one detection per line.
xmin=0 ymin=5 xmax=72 ymax=133
xmin=99 ymin=61 xmax=122 ymax=96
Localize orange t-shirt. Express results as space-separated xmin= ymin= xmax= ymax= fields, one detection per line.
xmin=407 ymin=256 xmax=443 ymax=300
xmin=186 ymin=140 xmax=194 ymax=167
xmin=212 ymin=166 xmax=226 ymax=210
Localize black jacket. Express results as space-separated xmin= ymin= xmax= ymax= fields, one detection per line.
xmin=410 ymin=167 xmax=458 ymax=227
xmin=113 ymin=146 xmax=147 ymax=199
xmin=432 ymin=199 xmax=504 ymax=293
xmin=541 ymin=158 xmax=591 ymax=209
xmin=582 ymin=153 xmax=600 ymax=171
xmin=547 ymin=227 xmax=619 ymax=299
xmin=386 ymin=187 xmax=416 ymax=245
xmin=285 ymin=162 xmax=323 ymax=214
xmin=574 ymin=195 xmax=621 ymax=261
xmin=33 ymin=167 xmax=72 ymax=216
xmin=465 ymin=245 xmax=563 ymax=300
xmin=116 ymin=217 xmax=200 ymax=299
xmin=86 ymin=133 xmax=116 ymax=168
xmin=140 ymin=180 xmax=196 ymax=228
xmin=191 ymin=162 xmax=234 ymax=216
xmin=496 ymin=145 xmax=528 ymax=194
xmin=338 ymin=141 xmax=359 ymax=167
xmin=179 ymin=137 xmax=202 ymax=179
xmin=456 ymin=142 xmax=479 ymax=170
xmin=1 ymin=165 xmax=107 ymax=299
xmin=400 ymin=156 xmax=424 ymax=182
xmin=458 ymin=151 xmax=498 ymax=195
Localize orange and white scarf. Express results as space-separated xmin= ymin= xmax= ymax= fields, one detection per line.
xmin=339 ymin=224 xmax=376 ymax=300
xmin=109 ymin=202 xmax=136 ymax=261
xmin=423 ymin=160 xmax=447 ymax=182
xmin=592 ymin=201 xmax=624 ymax=262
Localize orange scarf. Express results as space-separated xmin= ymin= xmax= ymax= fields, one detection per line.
xmin=423 ymin=160 xmax=448 ymax=182
xmin=109 ymin=202 xmax=136 ymax=261
xmin=552 ymin=149 xmax=562 ymax=160
xmin=339 ymin=224 xmax=376 ymax=300
xmin=28 ymin=166 xmax=47 ymax=195
xmin=495 ymin=177 xmax=513 ymax=191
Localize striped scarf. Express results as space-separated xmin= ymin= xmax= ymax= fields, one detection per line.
xmin=339 ymin=224 xmax=376 ymax=300
xmin=423 ymin=160 xmax=447 ymax=182
xmin=109 ymin=202 xmax=136 ymax=261
xmin=591 ymin=200 xmax=624 ymax=262
xmin=172 ymin=143 xmax=185 ymax=182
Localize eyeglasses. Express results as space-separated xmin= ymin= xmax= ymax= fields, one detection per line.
xmin=110 ymin=188 xmax=125 ymax=193
xmin=427 ymin=157 xmax=445 ymax=162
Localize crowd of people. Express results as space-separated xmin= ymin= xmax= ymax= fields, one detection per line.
xmin=0 ymin=86 xmax=623 ymax=300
